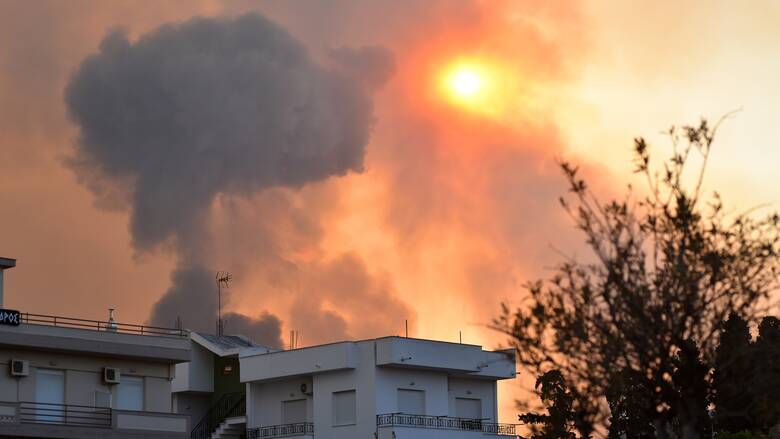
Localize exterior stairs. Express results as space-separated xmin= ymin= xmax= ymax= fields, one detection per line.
xmin=191 ymin=392 xmax=246 ymax=439
xmin=209 ymin=415 xmax=246 ymax=439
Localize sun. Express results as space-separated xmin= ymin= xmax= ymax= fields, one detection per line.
xmin=450 ymin=69 xmax=482 ymax=98
xmin=438 ymin=60 xmax=501 ymax=115
xmin=435 ymin=57 xmax=522 ymax=120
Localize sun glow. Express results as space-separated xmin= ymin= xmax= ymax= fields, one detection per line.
xmin=451 ymin=69 xmax=482 ymax=97
xmin=438 ymin=58 xmax=519 ymax=119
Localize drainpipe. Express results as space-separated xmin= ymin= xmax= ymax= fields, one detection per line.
xmin=0 ymin=257 xmax=16 ymax=308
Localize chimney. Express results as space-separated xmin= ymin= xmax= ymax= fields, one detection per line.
xmin=0 ymin=257 xmax=17 ymax=308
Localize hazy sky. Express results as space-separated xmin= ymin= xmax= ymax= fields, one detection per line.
xmin=1 ymin=0 xmax=779 ymax=420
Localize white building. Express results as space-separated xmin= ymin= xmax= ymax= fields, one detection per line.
xmin=172 ymin=331 xmax=273 ymax=438
xmin=0 ymin=257 xmax=193 ymax=439
xmin=239 ymin=336 xmax=518 ymax=439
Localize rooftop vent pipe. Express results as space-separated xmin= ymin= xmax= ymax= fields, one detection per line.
xmin=0 ymin=257 xmax=16 ymax=309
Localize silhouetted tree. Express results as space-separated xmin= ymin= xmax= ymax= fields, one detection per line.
xmin=752 ymin=316 xmax=780 ymax=431
xmin=494 ymin=118 xmax=780 ymax=437
xmin=606 ymin=368 xmax=656 ymax=439
xmin=671 ymin=339 xmax=712 ymax=439
xmin=713 ymin=314 xmax=754 ymax=433
xmin=519 ymin=370 xmax=578 ymax=439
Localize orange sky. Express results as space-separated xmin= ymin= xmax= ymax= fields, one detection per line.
xmin=1 ymin=0 xmax=779 ymax=423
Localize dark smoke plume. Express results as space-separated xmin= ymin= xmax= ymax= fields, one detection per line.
xmin=65 ymin=13 xmax=392 ymax=346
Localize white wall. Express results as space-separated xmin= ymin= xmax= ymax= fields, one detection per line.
xmin=247 ymin=378 xmax=313 ymax=428
xmin=375 ymin=367 xmax=449 ymax=417
xmin=447 ymin=377 xmax=497 ymax=421
xmin=242 ymin=338 xmax=511 ymax=439
xmin=308 ymin=341 xmax=376 ymax=439
xmin=0 ymin=348 xmax=173 ymax=412
xmin=172 ymin=342 xmax=213 ymax=393
xmin=241 ymin=342 xmax=355 ymax=383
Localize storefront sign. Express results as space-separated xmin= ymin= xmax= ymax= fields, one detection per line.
xmin=0 ymin=309 xmax=21 ymax=326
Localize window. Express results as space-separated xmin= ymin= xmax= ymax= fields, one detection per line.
xmin=397 ymin=389 xmax=425 ymax=415
xmin=332 ymin=390 xmax=356 ymax=426
xmin=116 ymin=376 xmax=144 ymax=411
xmin=282 ymin=399 xmax=307 ymax=424
xmin=455 ymin=397 xmax=482 ymax=419
xmin=35 ymin=369 xmax=64 ymax=422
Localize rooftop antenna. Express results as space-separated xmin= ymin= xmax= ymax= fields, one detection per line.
xmin=215 ymin=271 xmax=232 ymax=336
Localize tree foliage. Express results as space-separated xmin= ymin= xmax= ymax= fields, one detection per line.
xmin=606 ymin=368 xmax=656 ymax=439
xmin=671 ymin=340 xmax=711 ymax=439
xmin=495 ymin=118 xmax=780 ymax=437
xmin=752 ymin=316 xmax=780 ymax=431
xmin=713 ymin=314 xmax=754 ymax=433
xmin=520 ymin=370 xmax=579 ymax=439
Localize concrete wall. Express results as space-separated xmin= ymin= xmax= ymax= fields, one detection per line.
xmin=378 ymin=427 xmax=506 ymax=439
xmin=173 ymin=393 xmax=210 ymax=428
xmin=172 ymin=342 xmax=213 ymax=393
xmin=247 ymin=377 xmax=313 ymax=428
xmin=447 ymin=377 xmax=497 ymax=421
xmin=114 ymin=410 xmax=188 ymax=433
xmin=376 ymin=338 xmax=484 ymax=373
xmin=0 ymin=323 xmax=189 ymax=363
xmin=0 ymin=348 xmax=174 ymax=412
xmin=242 ymin=338 xmax=514 ymax=439
xmin=311 ymin=341 xmax=377 ymax=439
xmin=375 ymin=367 xmax=449 ymax=417
xmin=241 ymin=342 xmax=356 ymax=382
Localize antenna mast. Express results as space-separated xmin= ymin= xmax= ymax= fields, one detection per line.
xmin=215 ymin=271 xmax=232 ymax=336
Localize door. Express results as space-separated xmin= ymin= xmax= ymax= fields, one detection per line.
xmin=397 ymin=389 xmax=425 ymax=415
xmin=116 ymin=376 xmax=144 ymax=411
xmin=455 ymin=397 xmax=482 ymax=419
xmin=282 ymin=399 xmax=307 ymax=424
xmin=35 ymin=369 xmax=65 ymax=422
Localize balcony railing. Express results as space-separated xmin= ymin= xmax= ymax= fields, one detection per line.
xmin=377 ymin=413 xmax=518 ymax=436
xmin=19 ymin=312 xmax=188 ymax=337
xmin=191 ymin=392 xmax=246 ymax=439
xmin=18 ymin=401 xmax=112 ymax=428
xmin=248 ymin=422 xmax=314 ymax=438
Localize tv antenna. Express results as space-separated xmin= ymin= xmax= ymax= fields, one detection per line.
xmin=215 ymin=271 xmax=232 ymax=336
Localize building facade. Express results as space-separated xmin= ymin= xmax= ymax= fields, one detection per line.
xmin=173 ymin=331 xmax=273 ymax=438
xmin=239 ymin=337 xmax=518 ymax=439
xmin=0 ymin=257 xmax=192 ymax=439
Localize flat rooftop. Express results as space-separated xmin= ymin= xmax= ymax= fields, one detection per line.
xmin=240 ymin=336 xmax=516 ymax=383
xmin=0 ymin=312 xmax=190 ymax=363
xmin=0 ymin=257 xmax=15 ymax=269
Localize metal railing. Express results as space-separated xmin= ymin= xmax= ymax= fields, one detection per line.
xmin=248 ymin=422 xmax=314 ymax=438
xmin=18 ymin=401 xmax=112 ymax=428
xmin=377 ymin=413 xmax=518 ymax=436
xmin=191 ymin=392 xmax=246 ymax=439
xmin=20 ymin=313 xmax=188 ymax=337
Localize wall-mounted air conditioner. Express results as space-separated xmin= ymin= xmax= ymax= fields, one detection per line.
xmin=10 ymin=359 xmax=28 ymax=377
xmin=103 ymin=367 xmax=121 ymax=384
xmin=300 ymin=382 xmax=313 ymax=395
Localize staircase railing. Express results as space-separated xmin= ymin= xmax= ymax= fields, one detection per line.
xmin=191 ymin=392 xmax=246 ymax=439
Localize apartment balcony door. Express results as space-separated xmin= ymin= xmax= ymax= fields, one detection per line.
xmin=35 ymin=369 xmax=65 ymax=422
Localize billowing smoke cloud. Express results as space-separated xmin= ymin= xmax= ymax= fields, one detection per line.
xmin=66 ymin=13 xmax=375 ymax=249
xmin=328 ymin=46 xmax=396 ymax=89
xmin=65 ymin=12 xmax=397 ymax=346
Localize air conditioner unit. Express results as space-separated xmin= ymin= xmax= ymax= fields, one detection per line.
xmin=10 ymin=359 xmax=28 ymax=377
xmin=103 ymin=367 xmax=121 ymax=384
xmin=300 ymin=383 xmax=313 ymax=395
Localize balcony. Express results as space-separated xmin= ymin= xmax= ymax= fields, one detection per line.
xmin=0 ymin=401 xmax=190 ymax=438
xmin=377 ymin=414 xmax=519 ymax=438
xmin=247 ymin=422 xmax=314 ymax=438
